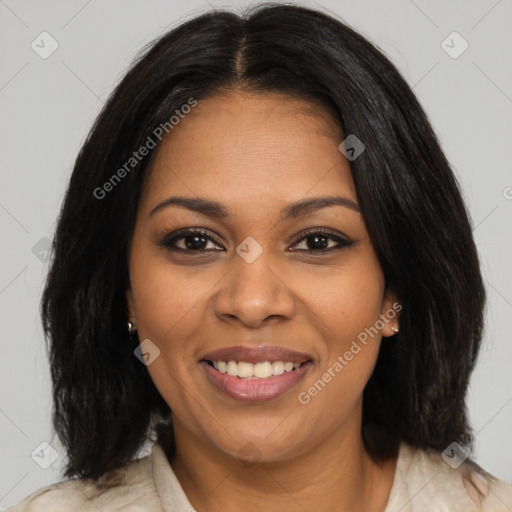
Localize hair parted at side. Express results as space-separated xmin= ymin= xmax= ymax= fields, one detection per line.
xmin=42 ymin=2 xmax=486 ymax=479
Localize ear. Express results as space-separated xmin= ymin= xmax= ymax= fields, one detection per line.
xmin=380 ymin=288 xmax=402 ymax=338
xmin=126 ymin=288 xmax=136 ymax=323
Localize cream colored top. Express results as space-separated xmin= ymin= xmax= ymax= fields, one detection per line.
xmin=7 ymin=441 xmax=512 ymax=511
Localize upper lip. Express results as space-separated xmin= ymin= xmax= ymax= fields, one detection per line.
xmin=201 ymin=345 xmax=313 ymax=364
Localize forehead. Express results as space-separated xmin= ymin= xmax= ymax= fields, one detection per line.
xmin=139 ymin=91 xmax=356 ymax=216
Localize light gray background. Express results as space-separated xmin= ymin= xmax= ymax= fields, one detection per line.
xmin=1 ymin=0 xmax=511 ymax=508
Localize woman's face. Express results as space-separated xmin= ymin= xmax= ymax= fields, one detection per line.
xmin=127 ymin=91 xmax=399 ymax=463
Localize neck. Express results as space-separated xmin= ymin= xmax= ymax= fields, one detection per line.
xmin=168 ymin=406 xmax=397 ymax=512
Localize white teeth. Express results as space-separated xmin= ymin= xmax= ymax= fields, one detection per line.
xmin=237 ymin=362 xmax=254 ymax=378
xmin=254 ymin=361 xmax=273 ymax=378
xmin=283 ymin=362 xmax=294 ymax=372
xmin=272 ymin=361 xmax=284 ymax=375
xmin=210 ymin=360 xmax=304 ymax=379
xmin=226 ymin=361 xmax=238 ymax=376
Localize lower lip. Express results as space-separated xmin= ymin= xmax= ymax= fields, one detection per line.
xmin=200 ymin=361 xmax=312 ymax=403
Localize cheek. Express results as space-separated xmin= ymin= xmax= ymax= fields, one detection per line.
xmin=129 ymin=246 xmax=213 ymax=343
xmin=128 ymin=245 xmax=209 ymax=418
xmin=128 ymin=244 xmax=215 ymax=411
xmin=302 ymin=246 xmax=385 ymax=396
xmin=296 ymin=265 xmax=385 ymax=438
xmin=299 ymin=248 xmax=385 ymax=348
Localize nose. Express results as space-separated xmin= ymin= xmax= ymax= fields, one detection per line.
xmin=213 ymin=248 xmax=296 ymax=329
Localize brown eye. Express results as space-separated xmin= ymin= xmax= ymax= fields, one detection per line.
xmin=290 ymin=229 xmax=354 ymax=253
xmin=158 ymin=229 xmax=224 ymax=252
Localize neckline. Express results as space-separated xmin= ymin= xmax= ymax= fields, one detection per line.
xmin=151 ymin=441 xmax=410 ymax=512
xmin=382 ymin=442 xmax=410 ymax=511
xmin=152 ymin=442 xmax=195 ymax=511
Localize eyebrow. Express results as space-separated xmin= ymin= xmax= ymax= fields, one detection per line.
xmin=149 ymin=195 xmax=360 ymax=221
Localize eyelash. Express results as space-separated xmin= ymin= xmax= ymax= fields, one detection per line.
xmin=157 ymin=227 xmax=354 ymax=255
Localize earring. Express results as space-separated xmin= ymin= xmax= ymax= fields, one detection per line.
xmin=391 ymin=325 xmax=399 ymax=333
xmin=128 ymin=320 xmax=137 ymax=333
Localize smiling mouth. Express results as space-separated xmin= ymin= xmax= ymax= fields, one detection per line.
xmin=200 ymin=358 xmax=314 ymax=403
xmin=202 ymin=359 xmax=311 ymax=379
xmin=199 ymin=345 xmax=314 ymax=401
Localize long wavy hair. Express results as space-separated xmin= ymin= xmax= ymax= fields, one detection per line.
xmin=42 ymin=2 xmax=485 ymax=479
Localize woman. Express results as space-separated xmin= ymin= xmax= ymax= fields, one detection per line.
xmin=8 ymin=3 xmax=512 ymax=511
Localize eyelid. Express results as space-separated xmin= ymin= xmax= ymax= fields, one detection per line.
xmin=288 ymin=227 xmax=354 ymax=252
xmin=157 ymin=227 xmax=224 ymax=250
xmin=290 ymin=227 xmax=352 ymax=245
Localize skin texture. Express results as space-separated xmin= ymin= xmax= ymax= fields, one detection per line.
xmin=126 ymin=90 xmax=400 ymax=512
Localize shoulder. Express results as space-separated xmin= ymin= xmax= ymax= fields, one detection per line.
xmin=6 ymin=451 xmax=164 ymax=512
xmin=385 ymin=442 xmax=512 ymax=511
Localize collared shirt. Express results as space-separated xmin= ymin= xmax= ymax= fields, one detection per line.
xmin=7 ymin=441 xmax=512 ymax=511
